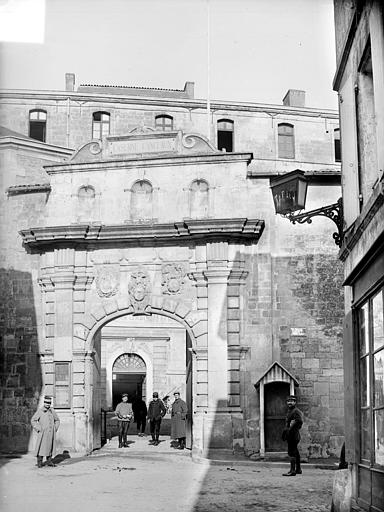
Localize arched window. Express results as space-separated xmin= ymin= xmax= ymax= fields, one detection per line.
xmin=217 ymin=119 xmax=234 ymax=152
xmin=334 ymin=128 xmax=341 ymax=162
xmin=29 ymin=109 xmax=47 ymax=142
xmin=155 ymin=114 xmax=173 ymax=131
xmin=190 ymin=179 xmax=209 ymax=218
xmin=92 ymin=111 xmax=110 ymax=139
xmin=130 ymin=180 xmax=153 ymax=221
xmin=278 ymin=123 xmax=295 ymax=159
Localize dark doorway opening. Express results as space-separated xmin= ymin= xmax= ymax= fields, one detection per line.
xmin=112 ymin=353 xmax=146 ymax=408
xmin=265 ymin=381 xmax=290 ymax=452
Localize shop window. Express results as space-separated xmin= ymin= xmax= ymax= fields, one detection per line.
xmin=54 ymin=362 xmax=71 ymax=408
xmin=155 ymin=114 xmax=173 ymax=131
xmin=29 ymin=109 xmax=47 ymax=142
xmin=92 ymin=111 xmax=110 ymax=139
xmin=278 ymin=123 xmax=295 ymax=159
xmin=190 ymin=179 xmax=209 ymax=218
xmin=358 ymin=287 xmax=384 ymax=466
xmin=217 ymin=119 xmax=233 ymax=152
xmin=130 ymin=180 xmax=153 ymax=221
xmin=334 ymin=128 xmax=341 ymax=162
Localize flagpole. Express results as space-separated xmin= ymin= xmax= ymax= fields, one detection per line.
xmin=206 ymin=0 xmax=211 ymax=141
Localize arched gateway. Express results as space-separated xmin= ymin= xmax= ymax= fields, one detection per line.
xmin=20 ymin=130 xmax=265 ymax=456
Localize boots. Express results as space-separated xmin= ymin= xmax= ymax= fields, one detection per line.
xmin=295 ymin=456 xmax=302 ymax=475
xmin=154 ymin=434 xmax=160 ymax=446
xmin=36 ymin=456 xmax=43 ymax=468
xmin=123 ymin=434 xmax=128 ymax=447
xmin=178 ymin=437 xmax=185 ymax=450
xmin=46 ymin=456 xmax=55 ymax=467
xmin=283 ymin=457 xmax=296 ymax=476
xmin=118 ymin=435 xmax=123 ymax=448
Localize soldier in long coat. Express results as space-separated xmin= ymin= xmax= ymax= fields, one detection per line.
xmin=171 ymin=392 xmax=188 ymax=449
xmin=31 ymin=396 xmax=60 ymax=468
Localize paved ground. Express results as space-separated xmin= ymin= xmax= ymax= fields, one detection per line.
xmin=0 ymin=435 xmax=335 ymax=512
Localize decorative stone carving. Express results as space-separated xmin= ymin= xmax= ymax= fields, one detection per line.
xmin=128 ymin=269 xmax=151 ymax=313
xmin=161 ymin=263 xmax=186 ymax=295
xmin=95 ymin=265 xmax=120 ymax=298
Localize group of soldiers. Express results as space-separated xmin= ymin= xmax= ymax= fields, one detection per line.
xmin=115 ymin=391 xmax=187 ymax=449
xmin=30 ymin=393 xmax=303 ymax=476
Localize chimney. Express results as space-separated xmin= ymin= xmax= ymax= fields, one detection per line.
xmin=65 ymin=73 xmax=75 ymax=92
xmin=184 ymin=81 xmax=195 ymax=99
xmin=283 ymin=89 xmax=306 ymax=108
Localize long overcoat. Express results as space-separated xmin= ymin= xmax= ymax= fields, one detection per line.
xmin=31 ymin=408 xmax=60 ymax=457
xmin=171 ymin=398 xmax=188 ymax=439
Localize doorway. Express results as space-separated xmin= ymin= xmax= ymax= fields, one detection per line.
xmin=112 ymin=353 xmax=146 ymax=408
xmin=264 ymin=382 xmax=289 ymax=452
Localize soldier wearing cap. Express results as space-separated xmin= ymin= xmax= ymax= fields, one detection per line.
xmin=171 ymin=391 xmax=188 ymax=450
xmin=147 ymin=392 xmax=166 ymax=445
xmin=282 ymin=395 xmax=304 ymax=476
xmin=31 ymin=396 xmax=60 ymax=468
xmin=115 ymin=393 xmax=133 ymax=448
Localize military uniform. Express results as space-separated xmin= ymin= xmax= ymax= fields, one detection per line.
xmin=115 ymin=394 xmax=133 ymax=448
xmin=282 ymin=396 xmax=303 ymax=476
xmin=147 ymin=392 xmax=166 ymax=445
xmin=31 ymin=396 xmax=60 ymax=468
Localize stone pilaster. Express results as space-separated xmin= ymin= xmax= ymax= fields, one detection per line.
xmin=51 ymin=249 xmax=76 ymax=361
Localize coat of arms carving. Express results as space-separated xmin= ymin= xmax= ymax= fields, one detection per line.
xmin=95 ymin=265 xmax=120 ymax=298
xmin=161 ymin=263 xmax=185 ymax=295
xmin=128 ymin=270 xmax=151 ymax=313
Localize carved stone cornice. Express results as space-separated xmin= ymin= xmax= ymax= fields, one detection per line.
xmin=20 ymin=218 xmax=265 ymax=251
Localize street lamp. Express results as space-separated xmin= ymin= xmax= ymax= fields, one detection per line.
xmin=270 ymin=169 xmax=344 ymax=247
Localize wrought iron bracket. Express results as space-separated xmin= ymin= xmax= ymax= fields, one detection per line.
xmin=282 ymin=198 xmax=344 ymax=247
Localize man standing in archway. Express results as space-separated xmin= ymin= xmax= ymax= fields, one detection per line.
xmin=115 ymin=393 xmax=133 ymax=448
xmin=147 ymin=392 xmax=166 ymax=446
xmin=171 ymin=392 xmax=188 ymax=450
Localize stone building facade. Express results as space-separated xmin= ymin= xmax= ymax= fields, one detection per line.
xmin=333 ymin=1 xmax=384 ymax=510
xmin=0 ymin=77 xmax=344 ymax=458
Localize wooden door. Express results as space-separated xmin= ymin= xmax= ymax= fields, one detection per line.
xmin=264 ymin=382 xmax=289 ymax=452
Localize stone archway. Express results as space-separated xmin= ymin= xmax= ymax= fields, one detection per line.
xmin=76 ymin=302 xmax=201 ymax=453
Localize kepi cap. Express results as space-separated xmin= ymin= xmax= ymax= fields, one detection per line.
xmin=122 ymin=393 xmax=128 ymax=398
xmin=152 ymin=392 xmax=159 ymax=398
xmin=44 ymin=396 xmax=52 ymax=404
xmin=287 ymin=395 xmax=297 ymax=401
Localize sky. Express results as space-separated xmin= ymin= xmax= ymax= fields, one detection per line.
xmin=0 ymin=0 xmax=338 ymax=109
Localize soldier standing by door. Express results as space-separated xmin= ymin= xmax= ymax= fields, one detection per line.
xmin=147 ymin=392 xmax=166 ymax=446
xmin=115 ymin=393 xmax=133 ymax=448
xmin=171 ymin=392 xmax=188 ymax=450
xmin=282 ymin=395 xmax=303 ymax=476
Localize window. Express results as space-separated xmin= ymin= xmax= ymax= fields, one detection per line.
xmin=92 ymin=111 xmax=110 ymax=139
xmin=155 ymin=114 xmax=173 ymax=131
xmin=217 ymin=119 xmax=233 ymax=152
xmin=130 ymin=180 xmax=153 ymax=221
xmin=190 ymin=179 xmax=209 ymax=218
xmin=54 ymin=362 xmax=71 ymax=408
xmin=334 ymin=128 xmax=341 ymax=162
xmin=357 ymin=287 xmax=384 ymax=467
xmin=29 ymin=109 xmax=47 ymax=142
xmin=278 ymin=123 xmax=295 ymax=159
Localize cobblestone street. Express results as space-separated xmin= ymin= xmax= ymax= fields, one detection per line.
xmin=1 ymin=435 xmax=335 ymax=512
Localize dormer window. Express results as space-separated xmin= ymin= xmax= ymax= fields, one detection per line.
xmin=155 ymin=115 xmax=173 ymax=131
xmin=217 ymin=119 xmax=234 ymax=152
xmin=29 ymin=110 xmax=47 ymax=142
xmin=92 ymin=112 xmax=110 ymax=139
xmin=278 ymin=123 xmax=295 ymax=159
